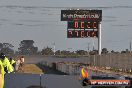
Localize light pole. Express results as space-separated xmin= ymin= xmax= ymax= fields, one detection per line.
xmin=87 ymin=43 xmax=90 ymax=66
xmin=53 ymin=42 xmax=55 ymax=55
xmin=92 ymin=38 xmax=96 ymax=66
xmin=52 ymin=42 xmax=56 ymax=55
xmin=130 ymin=41 xmax=131 ymax=53
xmin=88 ymin=43 xmax=90 ymax=56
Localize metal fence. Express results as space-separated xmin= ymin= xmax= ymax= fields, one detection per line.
xmin=90 ymin=53 xmax=132 ymax=70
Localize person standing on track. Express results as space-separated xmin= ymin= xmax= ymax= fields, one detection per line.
xmin=81 ymin=67 xmax=91 ymax=86
xmin=0 ymin=53 xmax=14 ymax=73
xmin=0 ymin=57 xmax=4 ymax=88
xmin=15 ymin=58 xmax=21 ymax=71
xmin=20 ymin=56 xmax=25 ymax=67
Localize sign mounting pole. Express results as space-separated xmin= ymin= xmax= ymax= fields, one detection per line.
xmin=98 ymin=22 xmax=102 ymax=55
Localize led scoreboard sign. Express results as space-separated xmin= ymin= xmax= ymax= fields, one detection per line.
xmin=67 ymin=30 xmax=98 ymax=38
xmin=61 ymin=10 xmax=102 ymax=38
xmin=68 ymin=21 xmax=98 ymax=29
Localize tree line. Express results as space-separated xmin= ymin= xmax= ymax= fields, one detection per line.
xmin=0 ymin=40 xmax=131 ymax=56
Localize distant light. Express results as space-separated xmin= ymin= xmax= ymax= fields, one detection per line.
xmin=77 ymin=9 xmax=79 ymax=10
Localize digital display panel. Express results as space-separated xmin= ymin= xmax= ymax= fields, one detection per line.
xmin=67 ymin=30 xmax=98 ymax=38
xmin=68 ymin=21 xmax=98 ymax=29
xmin=61 ymin=10 xmax=102 ymax=21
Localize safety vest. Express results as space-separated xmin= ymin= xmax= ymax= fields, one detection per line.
xmin=81 ymin=68 xmax=89 ymax=78
xmin=10 ymin=59 xmax=15 ymax=65
xmin=2 ymin=57 xmax=13 ymax=73
xmin=0 ymin=60 xmax=4 ymax=88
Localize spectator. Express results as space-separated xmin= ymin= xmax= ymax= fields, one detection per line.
xmin=15 ymin=58 xmax=21 ymax=71
xmin=0 ymin=73 xmax=2 ymax=88
xmin=0 ymin=53 xmax=13 ymax=73
xmin=0 ymin=60 xmax=4 ymax=88
xmin=20 ymin=56 xmax=25 ymax=67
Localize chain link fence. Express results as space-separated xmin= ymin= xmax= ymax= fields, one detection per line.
xmin=89 ymin=53 xmax=132 ymax=71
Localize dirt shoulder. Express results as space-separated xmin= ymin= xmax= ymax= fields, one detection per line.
xmin=17 ymin=63 xmax=67 ymax=75
xmin=17 ymin=64 xmax=43 ymax=74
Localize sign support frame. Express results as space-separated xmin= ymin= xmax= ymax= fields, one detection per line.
xmin=98 ymin=22 xmax=102 ymax=55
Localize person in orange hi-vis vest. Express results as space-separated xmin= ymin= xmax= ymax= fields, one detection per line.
xmin=81 ymin=67 xmax=91 ymax=86
xmin=81 ymin=67 xmax=89 ymax=78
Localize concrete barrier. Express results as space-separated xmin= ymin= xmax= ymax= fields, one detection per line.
xmin=5 ymin=73 xmax=82 ymax=88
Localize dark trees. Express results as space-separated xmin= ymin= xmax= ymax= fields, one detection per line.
xmin=18 ymin=40 xmax=38 ymax=55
